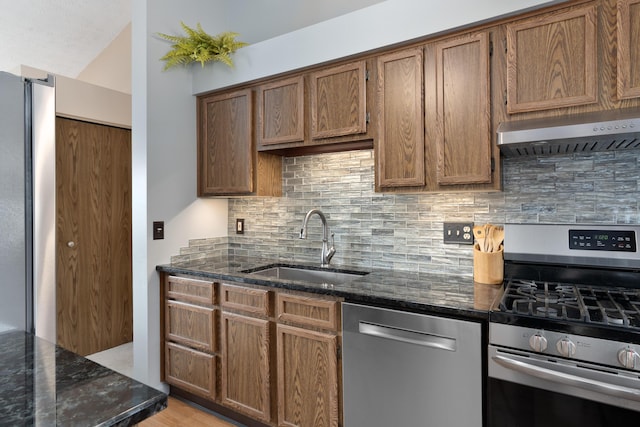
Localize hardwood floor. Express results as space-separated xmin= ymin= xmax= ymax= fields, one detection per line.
xmin=139 ymin=397 xmax=239 ymax=427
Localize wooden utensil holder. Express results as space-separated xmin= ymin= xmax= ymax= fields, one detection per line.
xmin=473 ymin=244 xmax=504 ymax=285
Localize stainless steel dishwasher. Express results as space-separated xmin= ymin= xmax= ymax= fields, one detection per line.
xmin=342 ymin=303 xmax=482 ymax=427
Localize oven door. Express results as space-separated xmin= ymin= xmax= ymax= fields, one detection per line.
xmin=488 ymin=345 xmax=640 ymax=427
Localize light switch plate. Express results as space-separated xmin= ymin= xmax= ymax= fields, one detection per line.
xmin=443 ymin=222 xmax=473 ymax=244
xmin=236 ymin=218 xmax=245 ymax=234
xmin=153 ymin=221 xmax=164 ymax=240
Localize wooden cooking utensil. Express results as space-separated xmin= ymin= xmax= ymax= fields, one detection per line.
xmin=490 ymin=226 xmax=504 ymax=251
xmin=473 ymin=225 xmax=486 ymax=251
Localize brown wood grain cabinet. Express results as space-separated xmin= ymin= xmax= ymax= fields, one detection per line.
xmin=433 ymin=32 xmax=492 ymax=186
xmin=258 ymin=76 xmax=305 ymax=146
xmin=505 ymin=4 xmax=598 ymax=113
xmin=276 ymin=293 xmax=340 ymax=427
xmin=163 ymin=276 xmax=217 ymax=401
xmin=197 ymin=88 xmax=282 ymax=196
xmin=310 ymin=60 xmax=368 ymax=139
xmin=220 ymin=284 xmax=273 ymax=423
xmin=617 ymin=0 xmax=640 ymax=99
xmin=375 ymin=48 xmax=425 ymax=188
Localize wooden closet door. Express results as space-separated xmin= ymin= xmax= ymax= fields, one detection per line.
xmin=56 ymin=117 xmax=132 ymax=356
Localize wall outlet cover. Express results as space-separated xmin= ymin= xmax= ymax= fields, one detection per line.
xmin=443 ymin=222 xmax=473 ymax=244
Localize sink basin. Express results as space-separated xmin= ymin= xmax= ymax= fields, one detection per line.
xmin=244 ymin=264 xmax=368 ymax=285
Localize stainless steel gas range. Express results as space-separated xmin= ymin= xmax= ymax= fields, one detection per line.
xmin=488 ymin=224 xmax=640 ymax=427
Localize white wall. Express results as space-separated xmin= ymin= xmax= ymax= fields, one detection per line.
xmin=192 ymin=0 xmax=567 ymax=94
xmin=132 ymin=0 xmax=567 ymax=387
xmin=131 ymin=0 xmax=228 ymax=388
xmin=78 ymin=24 xmax=132 ymax=95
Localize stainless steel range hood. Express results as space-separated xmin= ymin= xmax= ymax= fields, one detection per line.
xmin=497 ymin=108 xmax=640 ymax=157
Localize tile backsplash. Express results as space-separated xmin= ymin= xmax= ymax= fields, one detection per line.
xmin=174 ymin=148 xmax=640 ymax=276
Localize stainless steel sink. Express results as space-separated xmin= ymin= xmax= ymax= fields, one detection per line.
xmin=244 ymin=265 xmax=368 ymax=285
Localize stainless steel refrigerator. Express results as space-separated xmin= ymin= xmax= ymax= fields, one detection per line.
xmin=0 ymin=71 xmax=56 ymax=343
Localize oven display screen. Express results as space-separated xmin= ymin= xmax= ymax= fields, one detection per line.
xmin=569 ymin=229 xmax=636 ymax=252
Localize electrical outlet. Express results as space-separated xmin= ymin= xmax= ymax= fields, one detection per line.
xmin=443 ymin=222 xmax=474 ymax=244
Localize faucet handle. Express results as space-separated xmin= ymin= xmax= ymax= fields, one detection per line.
xmin=327 ymin=233 xmax=336 ymax=263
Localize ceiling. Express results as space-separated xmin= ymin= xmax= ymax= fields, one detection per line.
xmin=0 ymin=0 xmax=131 ymax=78
xmin=0 ymin=0 xmax=385 ymax=79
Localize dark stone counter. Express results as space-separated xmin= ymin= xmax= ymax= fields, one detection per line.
xmin=0 ymin=330 xmax=167 ymax=426
xmin=157 ymin=255 xmax=503 ymax=321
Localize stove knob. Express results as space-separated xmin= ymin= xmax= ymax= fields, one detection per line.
xmin=556 ymin=337 xmax=576 ymax=358
xmin=529 ymin=333 xmax=548 ymax=352
xmin=618 ymin=348 xmax=640 ymax=370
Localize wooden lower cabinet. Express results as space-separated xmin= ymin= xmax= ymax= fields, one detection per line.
xmin=165 ymin=342 xmax=216 ymax=400
xmin=220 ymin=311 xmax=273 ymax=423
xmin=277 ymin=324 xmax=339 ymax=427
xmin=163 ymin=276 xmax=342 ymax=426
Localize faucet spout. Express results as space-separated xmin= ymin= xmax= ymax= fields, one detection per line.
xmin=299 ymin=209 xmax=336 ymax=267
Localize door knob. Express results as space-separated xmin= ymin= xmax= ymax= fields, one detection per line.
xmin=67 ymin=241 xmax=76 ymax=248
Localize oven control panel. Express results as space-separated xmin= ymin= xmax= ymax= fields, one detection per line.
xmin=569 ymin=229 xmax=636 ymax=252
xmin=490 ymin=323 xmax=640 ymax=371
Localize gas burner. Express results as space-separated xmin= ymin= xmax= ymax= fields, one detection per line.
xmin=536 ymin=306 xmax=558 ymax=317
xmin=605 ymin=311 xmax=625 ymax=325
xmin=499 ymin=278 xmax=640 ymax=330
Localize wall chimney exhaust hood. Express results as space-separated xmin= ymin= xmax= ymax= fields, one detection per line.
xmin=497 ymin=108 xmax=640 ymax=157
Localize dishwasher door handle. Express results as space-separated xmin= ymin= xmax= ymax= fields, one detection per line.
xmin=358 ymin=321 xmax=457 ymax=351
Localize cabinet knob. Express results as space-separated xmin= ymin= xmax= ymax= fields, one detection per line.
xmin=67 ymin=241 xmax=76 ymax=248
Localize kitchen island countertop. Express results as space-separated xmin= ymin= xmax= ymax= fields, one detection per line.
xmin=0 ymin=330 xmax=167 ymax=426
xmin=157 ymin=255 xmax=502 ymax=320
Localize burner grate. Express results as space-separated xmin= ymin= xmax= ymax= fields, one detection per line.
xmin=499 ymin=279 xmax=640 ymax=329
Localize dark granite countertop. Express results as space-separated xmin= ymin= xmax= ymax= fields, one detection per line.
xmin=157 ymin=255 xmax=503 ymax=321
xmin=0 ymin=330 xmax=167 ymax=426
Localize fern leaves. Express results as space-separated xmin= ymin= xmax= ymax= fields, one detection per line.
xmin=157 ymin=22 xmax=248 ymax=70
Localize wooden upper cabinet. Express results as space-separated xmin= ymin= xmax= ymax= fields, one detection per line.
xmin=310 ymin=61 xmax=368 ymax=139
xmin=506 ymin=4 xmax=598 ymax=113
xmin=198 ymin=88 xmax=254 ymax=195
xmin=375 ymin=48 xmax=425 ymax=188
xmin=617 ymin=0 xmax=640 ymax=99
xmin=258 ymin=76 xmax=305 ymax=146
xmin=198 ymin=89 xmax=282 ymax=197
xmin=435 ymin=32 xmax=492 ymax=185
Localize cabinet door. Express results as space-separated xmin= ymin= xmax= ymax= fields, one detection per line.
xmin=375 ymin=48 xmax=425 ymax=188
xmin=198 ymin=88 xmax=253 ymax=195
xmin=220 ymin=312 xmax=272 ymax=423
xmin=506 ymin=4 xmax=597 ymax=113
xmin=258 ymin=76 xmax=305 ymax=146
xmin=435 ymin=32 xmax=492 ymax=185
xmin=310 ymin=61 xmax=367 ymax=139
xmin=617 ymin=0 xmax=640 ymax=99
xmin=277 ymin=324 xmax=339 ymax=427
xmin=165 ymin=342 xmax=216 ymax=400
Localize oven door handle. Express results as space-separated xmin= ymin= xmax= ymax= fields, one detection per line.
xmin=493 ymin=354 xmax=640 ymax=402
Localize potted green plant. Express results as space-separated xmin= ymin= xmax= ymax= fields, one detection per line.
xmin=157 ymin=22 xmax=248 ymax=70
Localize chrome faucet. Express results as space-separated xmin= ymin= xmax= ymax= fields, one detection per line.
xmin=299 ymin=209 xmax=336 ymax=267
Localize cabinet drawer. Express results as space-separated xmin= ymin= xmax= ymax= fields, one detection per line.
xmin=166 ymin=300 xmax=216 ymax=352
xmin=167 ymin=276 xmax=215 ymax=305
xmin=276 ymin=293 xmax=339 ymax=331
xmin=165 ymin=342 xmax=216 ymax=400
xmin=221 ymin=283 xmax=271 ymax=316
